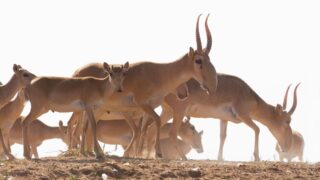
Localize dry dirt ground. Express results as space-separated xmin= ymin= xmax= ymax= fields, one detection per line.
xmin=0 ymin=153 xmax=319 ymax=179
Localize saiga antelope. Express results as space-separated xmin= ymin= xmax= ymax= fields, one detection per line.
xmin=0 ymin=64 xmax=35 ymax=109
xmin=95 ymin=118 xmax=203 ymax=159
xmin=21 ymin=62 xmax=129 ymax=159
xmin=143 ymin=77 xmax=300 ymax=161
xmin=0 ymin=89 xmax=27 ymax=160
xmin=69 ymin=14 xmax=217 ymax=158
xmin=145 ymin=117 xmax=204 ymax=159
xmin=276 ymin=130 xmax=304 ymax=162
xmin=1 ymin=117 xmax=68 ymax=159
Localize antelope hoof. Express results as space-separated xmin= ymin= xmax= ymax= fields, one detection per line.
xmin=254 ymin=155 xmax=260 ymax=162
xmin=156 ymin=151 xmax=163 ymax=159
xmin=80 ymin=151 xmax=88 ymax=157
xmin=87 ymin=151 xmax=95 ymax=157
xmin=123 ymin=150 xmax=130 ymax=158
xmin=8 ymin=154 xmax=15 ymax=161
xmin=96 ymin=153 xmax=105 ymax=160
xmin=217 ymin=156 xmax=224 ymax=161
xmin=181 ymin=156 xmax=187 ymax=161
xmin=24 ymin=154 xmax=31 ymax=160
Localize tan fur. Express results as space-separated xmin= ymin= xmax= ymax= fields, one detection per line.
xmin=0 ymin=90 xmax=27 ymax=159
xmin=66 ymin=15 xmax=217 ymax=158
xmin=144 ymin=75 xmax=299 ymax=161
xmin=1 ymin=117 xmax=68 ymax=159
xmin=21 ymin=62 xmax=129 ymax=159
xmin=94 ymin=119 xmax=202 ymax=160
xmin=276 ymin=130 xmax=304 ymax=162
xmin=159 ymin=138 xmax=191 ymax=160
xmin=0 ymin=64 xmax=35 ymax=109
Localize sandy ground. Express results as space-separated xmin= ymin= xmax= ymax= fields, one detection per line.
xmin=0 ymin=154 xmax=319 ymax=179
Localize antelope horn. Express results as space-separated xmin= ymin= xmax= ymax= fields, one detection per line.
xmin=196 ymin=14 xmax=203 ymax=52
xmin=288 ymin=83 xmax=301 ymax=115
xmin=282 ymin=84 xmax=292 ymax=110
xmin=205 ymin=14 xmax=212 ymax=54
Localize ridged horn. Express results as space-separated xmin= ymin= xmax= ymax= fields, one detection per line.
xmin=288 ymin=83 xmax=301 ymax=115
xmin=196 ymin=14 xmax=203 ymax=52
xmin=282 ymin=84 xmax=292 ymax=110
xmin=205 ymin=14 xmax=212 ymax=54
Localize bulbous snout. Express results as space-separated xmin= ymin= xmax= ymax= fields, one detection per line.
xmin=201 ymin=75 xmax=218 ymax=95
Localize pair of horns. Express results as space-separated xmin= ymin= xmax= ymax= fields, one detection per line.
xmin=282 ymin=83 xmax=301 ymax=115
xmin=196 ymin=14 xmax=212 ymax=54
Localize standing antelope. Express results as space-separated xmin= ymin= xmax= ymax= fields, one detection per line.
xmin=143 ymin=76 xmax=300 ymax=161
xmin=21 ymin=62 xmax=129 ymax=159
xmin=69 ymin=14 xmax=217 ymax=158
xmin=276 ymin=130 xmax=304 ymax=162
xmin=0 ymin=64 xmax=35 ymax=109
xmin=2 ymin=117 xmax=68 ymax=159
xmin=0 ymin=89 xmax=27 ymax=160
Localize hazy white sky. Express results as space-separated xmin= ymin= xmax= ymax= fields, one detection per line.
xmin=1 ymin=0 xmax=320 ymax=162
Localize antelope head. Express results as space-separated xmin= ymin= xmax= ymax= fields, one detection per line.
xmin=59 ymin=120 xmax=69 ymax=145
xmin=270 ymin=83 xmax=300 ymax=152
xmin=179 ymin=117 xmax=204 ymax=153
xmin=103 ymin=62 xmax=129 ymax=93
xmin=188 ymin=14 xmax=218 ymax=95
xmin=13 ymin=64 xmax=36 ymax=86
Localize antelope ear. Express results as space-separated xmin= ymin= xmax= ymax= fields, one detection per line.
xmin=184 ymin=116 xmax=191 ymax=123
xmin=176 ymin=83 xmax=189 ymax=100
xmin=123 ymin=61 xmax=129 ymax=72
xmin=188 ymin=47 xmax=195 ymax=58
xmin=275 ymin=104 xmax=283 ymax=115
xmin=103 ymin=62 xmax=112 ymax=73
xmin=13 ymin=64 xmax=20 ymax=72
xmin=199 ymin=130 xmax=203 ymax=136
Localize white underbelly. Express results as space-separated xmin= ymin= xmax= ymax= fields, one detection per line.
xmin=50 ymin=100 xmax=103 ymax=112
xmin=186 ymin=103 xmax=241 ymax=123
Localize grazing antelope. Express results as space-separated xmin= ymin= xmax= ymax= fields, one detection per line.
xmin=276 ymin=130 xmax=304 ymax=162
xmin=0 ymin=64 xmax=35 ymax=109
xmin=143 ymin=77 xmax=300 ymax=161
xmin=0 ymin=89 xmax=27 ymax=160
xmin=69 ymin=14 xmax=217 ymax=158
xmin=2 ymin=117 xmax=68 ymax=159
xmin=21 ymin=62 xmax=129 ymax=159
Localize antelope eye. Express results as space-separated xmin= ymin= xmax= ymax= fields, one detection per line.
xmin=23 ymin=73 xmax=29 ymax=77
xmin=195 ymin=59 xmax=202 ymax=64
xmin=109 ymin=73 xmax=113 ymax=77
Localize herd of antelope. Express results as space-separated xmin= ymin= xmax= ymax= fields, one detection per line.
xmin=0 ymin=14 xmax=304 ymax=162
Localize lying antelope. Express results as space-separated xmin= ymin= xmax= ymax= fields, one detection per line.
xmin=82 ymin=118 xmax=202 ymax=159
xmin=144 ymin=77 xmax=300 ymax=161
xmin=145 ymin=117 xmax=203 ymax=159
xmin=69 ymin=14 xmax=217 ymax=158
xmin=0 ymin=64 xmax=35 ymax=109
xmin=0 ymin=89 xmax=27 ymax=160
xmin=21 ymin=62 xmax=129 ymax=159
xmin=158 ymin=138 xmax=192 ymax=160
xmin=1 ymin=117 xmax=68 ymax=159
xmin=276 ymin=130 xmax=304 ymax=162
